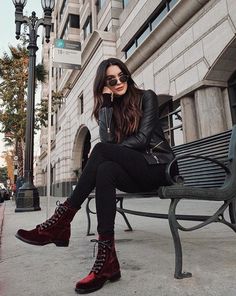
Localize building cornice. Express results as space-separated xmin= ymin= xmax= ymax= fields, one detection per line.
xmin=126 ymin=0 xmax=209 ymax=74
xmin=173 ymin=79 xmax=228 ymax=101
xmin=81 ymin=30 xmax=116 ymax=66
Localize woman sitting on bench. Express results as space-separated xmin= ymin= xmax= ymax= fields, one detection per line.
xmin=15 ymin=58 xmax=177 ymax=294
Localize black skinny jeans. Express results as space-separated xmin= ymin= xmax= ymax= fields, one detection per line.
xmin=69 ymin=142 xmax=173 ymax=236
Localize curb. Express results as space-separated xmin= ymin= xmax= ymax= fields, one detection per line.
xmin=0 ymin=202 xmax=5 ymax=237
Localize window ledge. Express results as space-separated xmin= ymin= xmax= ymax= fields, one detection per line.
xmin=81 ymin=30 xmax=116 ymax=66
xmin=125 ymin=0 xmax=209 ymax=74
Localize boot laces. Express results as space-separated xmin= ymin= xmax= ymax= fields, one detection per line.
xmin=90 ymin=239 xmax=112 ymax=274
xmin=38 ymin=201 xmax=68 ymax=230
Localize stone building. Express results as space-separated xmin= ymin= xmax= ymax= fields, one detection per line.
xmin=35 ymin=0 xmax=236 ymax=197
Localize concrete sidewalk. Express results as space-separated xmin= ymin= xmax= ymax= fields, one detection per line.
xmin=1 ymin=197 xmax=236 ymax=296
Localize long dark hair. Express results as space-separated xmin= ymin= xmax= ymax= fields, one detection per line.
xmin=92 ymin=58 xmax=143 ymax=143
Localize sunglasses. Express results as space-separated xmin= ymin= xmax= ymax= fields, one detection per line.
xmin=106 ymin=74 xmax=129 ymax=87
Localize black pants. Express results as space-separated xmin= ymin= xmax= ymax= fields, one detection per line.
xmin=69 ymin=143 xmax=172 ymax=236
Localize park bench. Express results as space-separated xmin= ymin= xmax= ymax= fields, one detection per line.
xmin=86 ymin=125 xmax=236 ymax=279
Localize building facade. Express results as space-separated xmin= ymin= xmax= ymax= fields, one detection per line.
xmin=35 ymin=0 xmax=236 ymax=197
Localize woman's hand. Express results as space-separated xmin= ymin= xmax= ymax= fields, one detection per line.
xmin=102 ymin=87 xmax=114 ymax=103
xmin=102 ymin=86 xmax=113 ymax=95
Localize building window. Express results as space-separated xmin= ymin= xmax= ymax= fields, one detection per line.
xmin=78 ymin=94 xmax=84 ymax=115
xmin=124 ymin=0 xmax=179 ymax=59
xmin=51 ymin=22 xmax=54 ymax=33
xmin=55 ymin=111 xmax=58 ymax=134
xmin=58 ymin=68 xmax=62 ymax=79
xmin=122 ymin=0 xmax=129 ymax=8
xmin=83 ymin=16 xmax=92 ymax=40
xmin=126 ymin=41 xmax=136 ymax=59
xmin=59 ymin=0 xmax=67 ymax=21
xmin=168 ymin=0 xmax=178 ymax=9
xmin=151 ymin=5 xmax=168 ymax=30
xmin=97 ymin=0 xmax=106 ymax=12
xmin=228 ymin=71 xmax=236 ymax=124
xmin=70 ymin=14 xmax=80 ymax=28
xmin=61 ymin=14 xmax=80 ymax=39
xmin=136 ymin=25 xmax=151 ymax=47
xmin=160 ymin=100 xmax=183 ymax=146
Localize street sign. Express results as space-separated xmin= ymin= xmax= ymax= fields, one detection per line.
xmin=53 ymin=39 xmax=81 ymax=69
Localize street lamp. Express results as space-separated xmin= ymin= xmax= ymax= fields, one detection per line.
xmin=12 ymin=0 xmax=55 ymax=212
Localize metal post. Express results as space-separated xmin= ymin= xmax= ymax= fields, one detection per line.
xmin=12 ymin=0 xmax=55 ymax=212
xmin=15 ymin=12 xmax=40 ymax=212
xmin=46 ymin=45 xmax=53 ymax=218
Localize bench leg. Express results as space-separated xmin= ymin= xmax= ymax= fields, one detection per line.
xmin=86 ymin=196 xmax=133 ymax=236
xmin=229 ymin=199 xmax=236 ymax=224
xmin=117 ymin=197 xmax=133 ymax=232
xmin=169 ymin=198 xmax=192 ymax=279
xmin=86 ymin=197 xmax=95 ymax=236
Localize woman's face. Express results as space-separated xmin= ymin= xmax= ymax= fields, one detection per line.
xmin=105 ymin=65 xmax=128 ymax=96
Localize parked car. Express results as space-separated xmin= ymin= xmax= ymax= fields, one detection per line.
xmin=0 ymin=186 xmax=10 ymax=201
xmin=0 ymin=193 xmax=4 ymax=203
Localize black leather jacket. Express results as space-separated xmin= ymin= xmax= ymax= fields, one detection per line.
xmin=98 ymin=89 xmax=175 ymax=165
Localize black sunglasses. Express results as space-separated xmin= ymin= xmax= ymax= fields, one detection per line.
xmin=106 ymin=75 xmax=129 ymax=87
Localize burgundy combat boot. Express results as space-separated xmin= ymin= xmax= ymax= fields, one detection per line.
xmin=75 ymin=235 xmax=121 ymax=294
xmin=15 ymin=199 xmax=79 ymax=247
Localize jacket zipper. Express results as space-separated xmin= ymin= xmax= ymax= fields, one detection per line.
xmin=153 ymin=155 xmax=160 ymax=164
xmin=152 ymin=140 xmax=164 ymax=151
xmin=104 ymin=108 xmax=112 ymax=134
xmin=150 ymin=141 xmax=163 ymax=164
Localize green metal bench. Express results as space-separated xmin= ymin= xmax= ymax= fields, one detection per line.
xmin=86 ymin=126 xmax=236 ymax=278
xmin=158 ymin=125 xmax=236 ymax=279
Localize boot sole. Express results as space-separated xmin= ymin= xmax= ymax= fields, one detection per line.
xmin=15 ymin=233 xmax=69 ymax=247
xmin=75 ymin=271 xmax=121 ymax=294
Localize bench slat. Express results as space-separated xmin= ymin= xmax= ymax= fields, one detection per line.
xmin=172 ymin=129 xmax=232 ymax=188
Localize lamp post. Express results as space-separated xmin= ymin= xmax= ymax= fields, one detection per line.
xmin=12 ymin=0 xmax=55 ymax=212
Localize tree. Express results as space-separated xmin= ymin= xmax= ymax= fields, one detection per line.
xmin=2 ymin=150 xmax=14 ymax=185
xmin=0 ymin=166 xmax=8 ymax=184
xmin=0 ymin=44 xmax=47 ymax=177
xmin=35 ymin=84 xmax=72 ymax=128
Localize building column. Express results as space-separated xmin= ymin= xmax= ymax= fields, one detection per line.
xmin=222 ymin=88 xmax=233 ymax=129
xmin=180 ymin=96 xmax=199 ymax=143
xmin=195 ymin=87 xmax=227 ymax=138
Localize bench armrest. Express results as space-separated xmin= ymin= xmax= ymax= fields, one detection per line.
xmin=165 ymin=153 xmax=231 ymax=185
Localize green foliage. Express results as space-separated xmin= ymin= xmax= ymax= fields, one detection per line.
xmin=35 ymin=90 xmax=66 ymax=128
xmin=0 ymin=43 xmax=48 ymax=176
xmin=0 ymin=166 xmax=8 ymax=183
xmin=36 ymin=63 xmax=47 ymax=84
xmin=0 ymin=44 xmax=48 ymax=143
xmin=0 ymin=45 xmax=28 ymax=142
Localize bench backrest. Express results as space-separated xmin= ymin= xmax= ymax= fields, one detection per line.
xmin=172 ymin=129 xmax=233 ymax=188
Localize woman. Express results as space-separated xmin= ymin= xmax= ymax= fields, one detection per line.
xmin=15 ymin=58 xmax=177 ymax=294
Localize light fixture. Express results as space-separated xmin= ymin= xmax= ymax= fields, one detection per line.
xmin=41 ymin=0 xmax=55 ymax=11
xmin=12 ymin=0 xmax=27 ymax=6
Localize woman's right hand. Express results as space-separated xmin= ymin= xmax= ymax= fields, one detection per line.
xmin=102 ymin=86 xmax=113 ymax=94
xmin=102 ymin=87 xmax=113 ymax=105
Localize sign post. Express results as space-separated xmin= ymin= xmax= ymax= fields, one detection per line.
xmin=46 ymin=39 xmax=81 ymax=218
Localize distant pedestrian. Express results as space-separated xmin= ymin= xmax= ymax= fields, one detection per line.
xmin=15 ymin=58 xmax=178 ymax=294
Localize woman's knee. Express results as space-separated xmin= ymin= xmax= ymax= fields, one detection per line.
xmin=96 ymin=161 xmax=118 ymax=183
xmin=91 ymin=142 xmax=109 ymax=156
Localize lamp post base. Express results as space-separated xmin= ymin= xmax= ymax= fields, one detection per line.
xmin=15 ymin=187 xmax=41 ymax=212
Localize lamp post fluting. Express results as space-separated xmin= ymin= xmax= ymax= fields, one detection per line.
xmin=12 ymin=0 xmax=55 ymax=212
